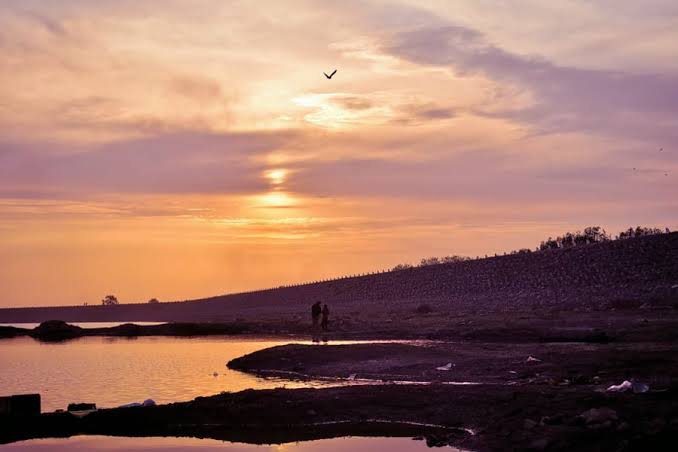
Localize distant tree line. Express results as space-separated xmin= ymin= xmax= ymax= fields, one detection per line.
xmin=391 ymin=225 xmax=671 ymax=271
xmin=617 ymin=226 xmax=669 ymax=240
xmin=539 ymin=226 xmax=670 ymax=251
xmin=391 ymin=255 xmax=470 ymax=271
xmin=538 ymin=226 xmax=611 ymax=251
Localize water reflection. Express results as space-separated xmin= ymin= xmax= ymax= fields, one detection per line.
xmin=0 ymin=337 xmax=424 ymax=412
xmin=0 ymin=435 xmax=456 ymax=451
xmin=0 ymin=336 xmax=350 ymax=412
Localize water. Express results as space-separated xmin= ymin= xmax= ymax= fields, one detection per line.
xmin=0 ymin=436 xmax=457 ymax=451
xmin=0 ymin=336 xmax=365 ymax=412
xmin=1 ymin=322 xmax=164 ymax=329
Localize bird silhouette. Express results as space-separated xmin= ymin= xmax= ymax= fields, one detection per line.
xmin=323 ymin=69 xmax=337 ymax=79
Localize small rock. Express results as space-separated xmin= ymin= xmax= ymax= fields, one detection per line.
xmin=571 ymin=375 xmax=588 ymax=385
xmin=524 ymin=419 xmax=537 ymax=430
xmin=579 ymin=407 xmax=618 ymax=425
xmin=647 ymin=418 xmax=666 ymax=434
xmin=540 ymin=414 xmax=564 ymax=426
xmin=67 ymin=403 xmax=96 ymax=412
xmin=616 ymin=421 xmax=630 ymax=432
xmin=527 ymin=438 xmax=550 ymax=451
xmin=425 ymin=435 xmax=448 ymax=447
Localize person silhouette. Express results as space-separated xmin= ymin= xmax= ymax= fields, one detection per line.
xmin=311 ymin=301 xmax=322 ymax=342
xmin=321 ymin=304 xmax=329 ymax=331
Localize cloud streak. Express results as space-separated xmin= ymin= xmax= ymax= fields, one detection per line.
xmin=0 ymin=131 xmax=294 ymax=196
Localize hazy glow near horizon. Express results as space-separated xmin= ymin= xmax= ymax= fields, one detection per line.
xmin=0 ymin=0 xmax=676 ymax=307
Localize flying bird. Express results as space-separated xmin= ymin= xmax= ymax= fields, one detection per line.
xmin=323 ymin=69 xmax=337 ymax=79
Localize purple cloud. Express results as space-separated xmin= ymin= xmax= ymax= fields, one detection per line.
xmin=384 ymin=23 xmax=678 ymax=141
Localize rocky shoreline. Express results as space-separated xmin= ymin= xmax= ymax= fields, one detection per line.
xmin=2 ymin=334 xmax=678 ymax=451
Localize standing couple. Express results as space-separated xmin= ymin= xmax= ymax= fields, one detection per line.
xmin=311 ymin=301 xmax=329 ymax=343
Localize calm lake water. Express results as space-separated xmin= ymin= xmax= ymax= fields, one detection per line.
xmin=0 ymin=336 xmax=362 ymax=412
xmin=0 ymin=436 xmax=456 ymax=451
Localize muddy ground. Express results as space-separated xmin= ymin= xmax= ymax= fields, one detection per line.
xmin=2 ymin=307 xmax=678 ymax=451
xmin=2 ymin=380 xmax=677 ymax=451
xmin=3 ymin=306 xmax=678 ymax=343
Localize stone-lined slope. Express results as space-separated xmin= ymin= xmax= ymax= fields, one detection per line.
xmin=1 ymin=233 xmax=676 ymax=323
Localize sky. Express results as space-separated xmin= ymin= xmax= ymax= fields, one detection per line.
xmin=1 ymin=0 xmax=677 ymax=307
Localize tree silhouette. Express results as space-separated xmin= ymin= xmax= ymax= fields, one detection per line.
xmin=101 ymin=295 xmax=119 ymax=306
xmin=147 ymin=298 xmax=160 ymax=304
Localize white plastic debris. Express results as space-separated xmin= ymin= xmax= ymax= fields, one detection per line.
xmin=526 ymin=356 xmax=542 ymax=363
xmin=119 ymin=399 xmax=156 ymax=408
xmin=436 ymin=363 xmax=454 ymax=371
xmin=632 ymin=382 xmax=649 ymax=393
xmin=119 ymin=402 xmax=142 ymax=408
xmin=606 ymin=380 xmax=632 ymax=392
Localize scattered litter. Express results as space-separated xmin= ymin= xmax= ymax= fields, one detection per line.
xmin=67 ymin=403 xmax=96 ymax=412
xmin=526 ymin=356 xmax=542 ymax=363
xmin=606 ymin=380 xmax=632 ymax=392
xmin=119 ymin=399 xmax=156 ymax=408
xmin=632 ymin=381 xmax=650 ymax=393
xmin=436 ymin=363 xmax=454 ymax=371
xmin=66 ymin=402 xmax=97 ymax=417
xmin=347 ymin=373 xmax=357 ymax=380
xmin=119 ymin=402 xmax=142 ymax=408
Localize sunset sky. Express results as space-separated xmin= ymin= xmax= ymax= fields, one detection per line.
xmin=1 ymin=0 xmax=676 ymax=307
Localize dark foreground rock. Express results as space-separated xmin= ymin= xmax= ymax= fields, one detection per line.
xmin=1 ymin=384 xmax=677 ymax=451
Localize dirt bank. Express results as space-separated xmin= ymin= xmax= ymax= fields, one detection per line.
xmin=227 ymin=341 xmax=678 ymax=388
